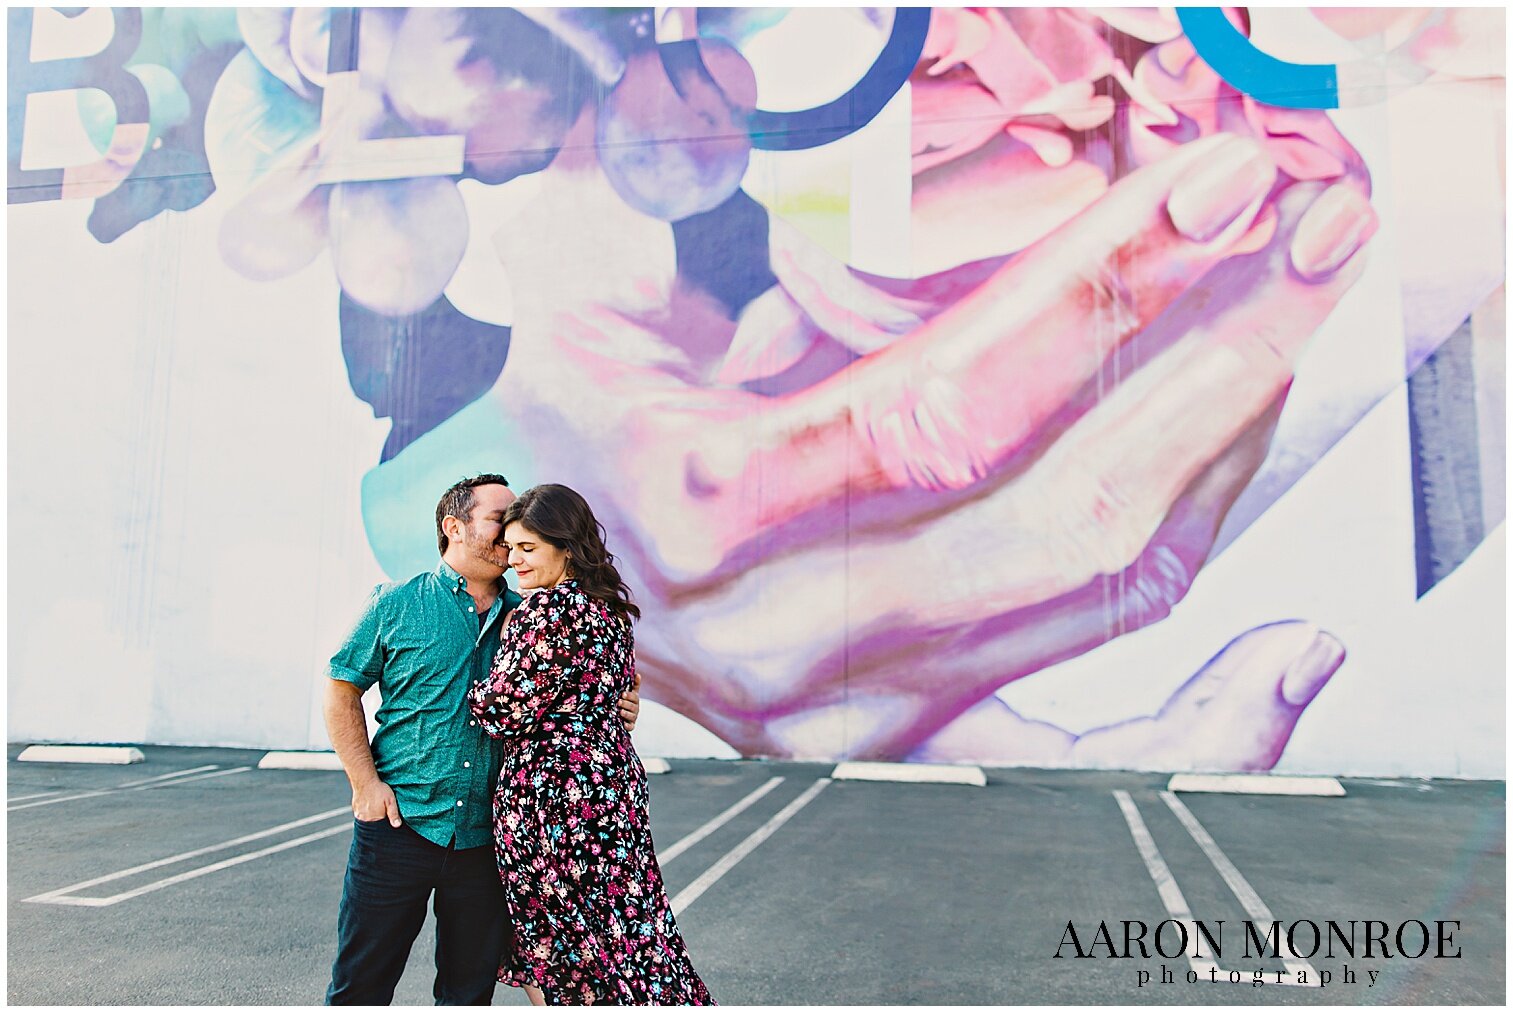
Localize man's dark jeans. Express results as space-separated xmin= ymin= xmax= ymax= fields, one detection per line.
xmin=326 ymin=818 xmax=511 ymax=1005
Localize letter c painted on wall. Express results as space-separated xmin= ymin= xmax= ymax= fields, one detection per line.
xmin=744 ymin=7 xmax=932 ymax=150
xmin=657 ymin=7 xmax=932 ymax=152
xmin=1176 ymin=7 xmax=1340 ymax=109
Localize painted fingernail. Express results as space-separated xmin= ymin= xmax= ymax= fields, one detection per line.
xmin=1290 ymin=185 xmax=1378 ymax=280
xmin=1167 ymin=135 xmax=1277 ymax=243
xmin=1281 ymin=631 xmax=1345 ymax=706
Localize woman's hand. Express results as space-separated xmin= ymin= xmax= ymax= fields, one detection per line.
xmin=619 ymin=670 xmax=642 ymax=732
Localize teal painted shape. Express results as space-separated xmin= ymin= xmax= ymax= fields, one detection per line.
xmin=361 ymin=395 xmax=539 ymax=581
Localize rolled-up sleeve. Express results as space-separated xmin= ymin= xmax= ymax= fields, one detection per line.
xmin=329 ymin=585 xmax=387 ymax=692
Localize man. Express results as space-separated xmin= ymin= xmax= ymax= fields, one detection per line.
xmin=323 ymin=474 xmax=640 ymax=1005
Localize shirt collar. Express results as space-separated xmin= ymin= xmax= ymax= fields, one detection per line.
xmin=436 ymin=559 xmax=481 ymax=595
xmin=437 ymin=560 xmax=515 ymax=602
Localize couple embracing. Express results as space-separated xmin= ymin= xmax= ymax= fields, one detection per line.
xmin=323 ymin=476 xmax=712 ymax=1005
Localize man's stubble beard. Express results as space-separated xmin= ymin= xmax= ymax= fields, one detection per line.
xmin=462 ymin=525 xmax=508 ymax=574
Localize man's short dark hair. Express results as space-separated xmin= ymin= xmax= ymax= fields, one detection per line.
xmin=436 ymin=474 xmax=510 ymax=556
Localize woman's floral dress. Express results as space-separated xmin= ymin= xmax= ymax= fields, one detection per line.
xmin=467 ymin=580 xmax=713 ymax=1006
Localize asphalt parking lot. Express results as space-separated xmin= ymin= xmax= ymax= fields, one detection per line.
xmin=7 ymin=745 xmax=1505 ymax=1005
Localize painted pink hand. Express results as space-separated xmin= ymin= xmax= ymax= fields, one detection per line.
xmin=683 ymin=134 xmax=1282 ymax=540
xmin=1077 ymin=622 xmax=1345 ymax=771
xmin=475 ymin=37 xmax=1380 ymax=758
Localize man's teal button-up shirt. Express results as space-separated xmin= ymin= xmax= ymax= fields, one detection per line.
xmin=329 ymin=561 xmax=524 ymax=849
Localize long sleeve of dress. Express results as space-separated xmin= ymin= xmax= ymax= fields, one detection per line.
xmin=468 ymin=590 xmax=574 ymax=739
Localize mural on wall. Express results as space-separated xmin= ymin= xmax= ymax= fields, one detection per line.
xmin=8 ymin=8 xmax=1506 ymax=770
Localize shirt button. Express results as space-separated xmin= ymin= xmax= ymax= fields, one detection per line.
xmin=456 ymin=800 xmax=464 ymax=807
xmin=469 ymin=720 xmax=477 ymax=726
xmin=467 ymin=607 xmax=475 ymax=612
xmin=464 ymin=761 xmax=471 ymax=768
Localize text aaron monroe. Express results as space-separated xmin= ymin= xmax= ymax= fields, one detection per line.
xmin=1055 ymin=918 xmax=1462 ymax=989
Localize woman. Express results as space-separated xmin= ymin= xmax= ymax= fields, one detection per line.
xmin=467 ymin=483 xmax=713 ymax=1006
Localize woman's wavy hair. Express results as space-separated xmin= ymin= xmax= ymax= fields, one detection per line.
xmin=503 ymin=484 xmax=640 ymax=621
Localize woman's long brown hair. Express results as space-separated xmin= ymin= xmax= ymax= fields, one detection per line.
xmin=503 ymin=484 xmax=641 ymax=620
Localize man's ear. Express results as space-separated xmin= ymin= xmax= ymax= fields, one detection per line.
xmin=442 ymin=514 xmax=465 ymax=546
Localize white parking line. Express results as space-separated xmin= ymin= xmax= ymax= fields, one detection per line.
xmin=11 ymin=790 xmax=113 ymax=811
xmin=671 ymin=778 xmax=830 ymax=915
xmin=8 ymin=766 xmax=251 ymax=811
xmin=7 ymin=766 xmax=218 ymax=808
xmin=146 ymin=766 xmax=253 ymax=787
xmin=1160 ymin=791 xmax=1315 ymax=977
xmin=1112 ymin=790 xmax=1218 ymax=978
xmin=659 ymin=777 xmax=785 ymax=865
xmin=1113 ymin=790 xmax=1312 ymax=987
xmin=25 ymin=807 xmax=352 ymax=907
xmin=118 ymin=765 xmax=221 ymax=787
